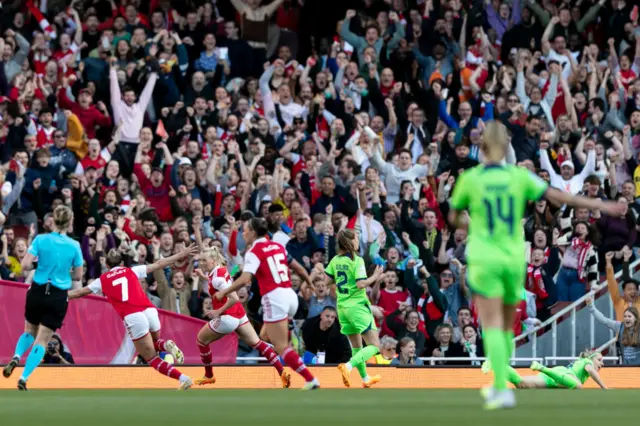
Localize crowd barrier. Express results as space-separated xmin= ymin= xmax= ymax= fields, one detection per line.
xmin=0 ymin=281 xmax=238 ymax=364
xmin=2 ymin=365 xmax=640 ymax=389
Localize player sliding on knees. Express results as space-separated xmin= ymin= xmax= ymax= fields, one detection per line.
xmin=216 ymin=218 xmax=320 ymax=390
xmin=326 ymin=229 xmax=384 ymax=388
xmin=68 ymin=244 xmax=199 ymax=390
xmin=448 ymin=121 xmax=623 ymax=409
xmin=193 ymin=246 xmax=291 ymax=388
xmin=482 ymin=351 xmax=607 ymax=390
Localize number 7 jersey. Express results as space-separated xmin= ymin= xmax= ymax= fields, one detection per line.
xmin=325 ymin=254 xmax=369 ymax=309
xmin=450 ymin=164 xmax=548 ymax=263
xmin=243 ymin=237 xmax=292 ymax=296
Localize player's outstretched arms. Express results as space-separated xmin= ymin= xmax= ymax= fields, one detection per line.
xmin=585 ymin=364 xmax=607 ymax=389
xmin=68 ymin=287 xmax=92 ymax=300
xmin=147 ymin=243 xmax=199 ymax=274
xmin=545 ymin=188 xmax=627 ymax=217
xmin=356 ymin=265 xmax=384 ymax=289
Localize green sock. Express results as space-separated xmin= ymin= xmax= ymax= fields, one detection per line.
xmin=504 ymin=330 xmax=515 ymax=360
xmin=506 ymin=366 xmax=522 ymax=386
xmin=540 ymin=366 xmax=579 ymax=389
xmin=483 ymin=328 xmax=508 ymax=390
xmin=351 ymin=348 xmax=368 ymax=379
xmin=349 ymin=345 xmax=379 ymax=372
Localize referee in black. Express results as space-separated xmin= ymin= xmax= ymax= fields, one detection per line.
xmin=2 ymin=206 xmax=83 ymax=390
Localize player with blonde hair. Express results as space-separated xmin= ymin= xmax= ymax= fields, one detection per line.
xmin=194 ymin=245 xmax=292 ymax=388
xmin=449 ymin=121 xmax=624 ymax=409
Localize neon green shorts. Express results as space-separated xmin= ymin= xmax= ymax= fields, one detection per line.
xmin=467 ymin=258 xmax=526 ymax=305
xmin=338 ymin=303 xmax=377 ymax=336
xmin=538 ymin=366 xmax=576 ymax=389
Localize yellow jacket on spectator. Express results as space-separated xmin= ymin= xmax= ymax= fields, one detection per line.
xmin=65 ymin=113 xmax=88 ymax=160
xmin=369 ymin=354 xmax=394 ymax=365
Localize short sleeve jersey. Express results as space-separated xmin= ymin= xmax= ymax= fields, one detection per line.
xmin=243 ymin=237 xmax=291 ymax=296
xmin=325 ymin=254 xmax=369 ymax=309
xmin=569 ymin=357 xmax=594 ymax=384
xmin=88 ymin=266 xmax=154 ymax=319
xmin=208 ymin=266 xmax=246 ymax=319
xmin=28 ymin=233 xmax=83 ymax=290
xmin=450 ymin=164 xmax=548 ymax=263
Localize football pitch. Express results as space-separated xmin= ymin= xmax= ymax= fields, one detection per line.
xmin=0 ymin=389 xmax=635 ymax=426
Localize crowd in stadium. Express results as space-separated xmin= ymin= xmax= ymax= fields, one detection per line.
xmin=0 ymin=0 xmax=640 ymax=365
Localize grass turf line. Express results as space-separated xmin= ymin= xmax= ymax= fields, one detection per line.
xmin=0 ymin=389 xmax=635 ymax=426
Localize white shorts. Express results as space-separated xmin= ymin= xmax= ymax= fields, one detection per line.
xmin=209 ymin=314 xmax=249 ymax=335
xmin=123 ymin=308 xmax=161 ymax=341
xmin=261 ymin=287 xmax=298 ymax=323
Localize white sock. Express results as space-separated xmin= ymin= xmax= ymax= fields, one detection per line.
xmin=345 ymin=362 xmax=353 ymax=371
xmin=179 ymin=374 xmax=190 ymax=383
xmin=363 ymin=375 xmax=370 ymax=382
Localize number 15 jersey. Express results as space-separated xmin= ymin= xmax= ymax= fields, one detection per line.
xmin=325 ymin=254 xmax=369 ymax=309
xmin=243 ymin=237 xmax=291 ymax=296
xmin=450 ymin=164 xmax=548 ymax=264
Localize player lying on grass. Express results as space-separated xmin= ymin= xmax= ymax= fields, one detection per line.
xmin=482 ymin=351 xmax=607 ymax=389
xmin=325 ymin=229 xmax=384 ymax=388
xmin=68 ymin=244 xmax=199 ymax=390
xmin=192 ymin=246 xmax=292 ymax=388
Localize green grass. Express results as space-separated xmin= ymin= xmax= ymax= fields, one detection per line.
xmin=0 ymin=389 xmax=636 ymax=426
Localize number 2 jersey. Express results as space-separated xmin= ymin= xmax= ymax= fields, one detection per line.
xmin=87 ymin=266 xmax=155 ymax=319
xmin=243 ymin=237 xmax=291 ymax=296
xmin=208 ymin=266 xmax=246 ymax=319
xmin=325 ymin=254 xmax=369 ymax=309
xmin=450 ymin=164 xmax=548 ymax=264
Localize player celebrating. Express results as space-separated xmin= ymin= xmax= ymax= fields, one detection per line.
xmin=192 ymin=246 xmax=292 ymax=388
xmin=68 ymin=244 xmax=199 ymax=390
xmin=217 ymin=218 xmax=320 ymax=390
xmin=326 ymin=229 xmax=384 ymax=388
xmin=449 ymin=121 xmax=624 ymax=409
xmin=483 ymin=352 xmax=607 ymax=389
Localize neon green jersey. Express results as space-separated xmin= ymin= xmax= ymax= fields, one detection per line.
xmin=450 ymin=164 xmax=548 ymax=263
xmin=569 ymin=358 xmax=594 ymax=384
xmin=325 ymin=254 xmax=369 ymax=308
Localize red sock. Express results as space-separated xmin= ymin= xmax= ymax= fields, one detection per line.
xmin=252 ymin=340 xmax=284 ymax=375
xmin=154 ymin=339 xmax=166 ymax=352
xmin=197 ymin=340 xmax=214 ymax=378
xmin=148 ymin=356 xmax=182 ymax=381
xmin=282 ymin=348 xmax=314 ymax=382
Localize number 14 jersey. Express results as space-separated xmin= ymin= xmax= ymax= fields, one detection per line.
xmin=243 ymin=238 xmax=291 ymax=296
xmin=450 ymin=164 xmax=548 ymax=264
xmin=325 ymin=254 xmax=369 ymax=309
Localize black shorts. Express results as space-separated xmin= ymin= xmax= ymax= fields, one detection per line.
xmin=24 ymin=283 xmax=69 ymax=331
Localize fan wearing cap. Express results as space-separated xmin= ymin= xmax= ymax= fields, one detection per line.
xmin=57 ymin=80 xmax=111 ymax=140
xmin=133 ymin=141 xmax=175 ymax=222
xmin=540 ymin=147 xmax=596 ymax=195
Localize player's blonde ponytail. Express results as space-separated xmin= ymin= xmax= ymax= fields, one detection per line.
xmin=481 ymin=120 xmax=509 ymax=162
xmin=337 ymin=229 xmax=358 ymax=258
xmin=203 ymin=246 xmax=227 ymax=267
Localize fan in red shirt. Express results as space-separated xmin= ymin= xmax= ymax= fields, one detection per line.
xmin=68 ymin=244 xmax=199 ymax=390
xmin=134 ymin=139 xmax=175 ymax=222
xmin=35 ymin=108 xmax=56 ymax=148
xmin=218 ymin=218 xmax=320 ymax=390
xmin=57 ymin=80 xmax=112 ymax=139
xmin=192 ymin=246 xmax=291 ymax=388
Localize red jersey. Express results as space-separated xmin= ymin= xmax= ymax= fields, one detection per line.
xmin=208 ymin=266 xmax=246 ymax=319
xmin=243 ymin=237 xmax=291 ymax=296
xmin=88 ymin=266 xmax=154 ymax=319
xmin=36 ymin=125 xmax=56 ymax=148
xmin=80 ymin=155 xmax=107 ymax=175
